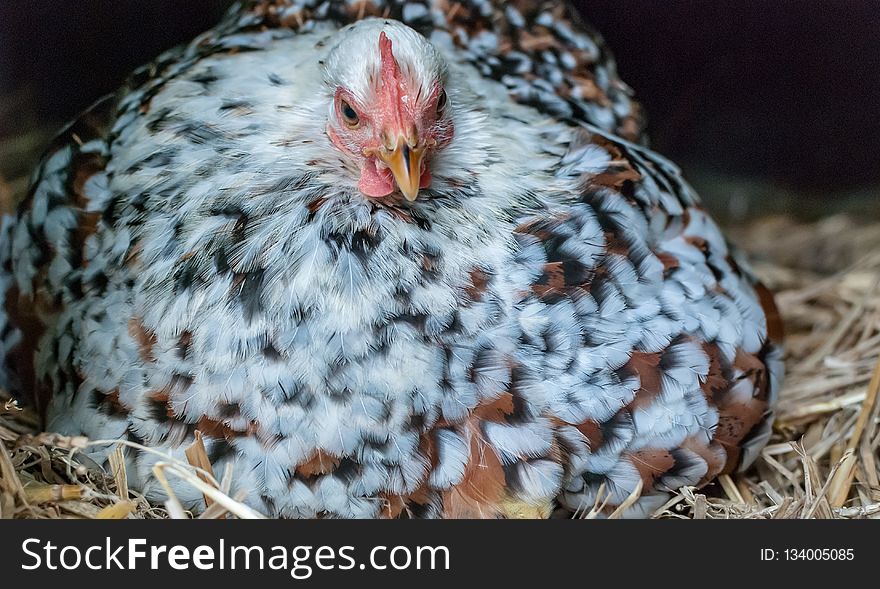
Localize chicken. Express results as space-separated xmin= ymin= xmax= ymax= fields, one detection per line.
xmin=0 ymin=0 xmax=782 ymax=518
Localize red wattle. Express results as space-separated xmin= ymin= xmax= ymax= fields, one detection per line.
xmin=358 ymin=157 xmax=395 ymax=198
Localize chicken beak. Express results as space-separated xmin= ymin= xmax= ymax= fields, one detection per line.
xmin=378 ymin=135 xmax=424 ymax=202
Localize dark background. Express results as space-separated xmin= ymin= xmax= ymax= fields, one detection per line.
xmin=1 ymin=1 xmax=878 ymax=216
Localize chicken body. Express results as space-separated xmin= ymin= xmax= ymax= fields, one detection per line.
xmin=0 ymin=1 xmax=781 ymax=518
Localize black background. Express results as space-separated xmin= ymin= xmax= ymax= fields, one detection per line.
xmin=1 ymin=1 xmax=878 ymax=194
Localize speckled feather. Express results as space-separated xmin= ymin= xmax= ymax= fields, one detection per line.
xmin=0 ymin=0 xmax=781 ymax=518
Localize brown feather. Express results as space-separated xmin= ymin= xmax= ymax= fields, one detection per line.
xmin=128 ymin=318 xmax=157 ymax=363
xmin=623 ymin=351 xmax=662 ymax=412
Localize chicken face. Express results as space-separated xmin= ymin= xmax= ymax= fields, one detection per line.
xmin=324 ymin=27 xmax=454 ymax=202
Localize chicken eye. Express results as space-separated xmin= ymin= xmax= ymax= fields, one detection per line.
xmin=436 ymin=89 xmax=448 ymax=116
xmin=340 ymin=100 xmax=360 ymax=127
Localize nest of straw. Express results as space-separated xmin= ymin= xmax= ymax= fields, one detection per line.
xmin=1 ymin=98 xmax=879 ymax=519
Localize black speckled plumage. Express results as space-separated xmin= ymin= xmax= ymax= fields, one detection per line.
xmin=0 ymin=1 xmax=782 ymax=518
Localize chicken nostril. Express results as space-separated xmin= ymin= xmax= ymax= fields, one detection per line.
xmin=380 ymin=132 xmax=396 ymax=152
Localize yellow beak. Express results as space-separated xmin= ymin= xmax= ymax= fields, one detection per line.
xmin=378 ymin=135 xmax=424 ymax=202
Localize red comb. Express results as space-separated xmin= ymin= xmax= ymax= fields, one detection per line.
xmin=376 ymin=31 xmax=408 ymax=135
xmin=379 ymin=32 xmax=402 ymax=94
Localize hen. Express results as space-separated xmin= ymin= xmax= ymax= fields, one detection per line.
xmin=0 ymin=0 xmax=782 ymax=518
